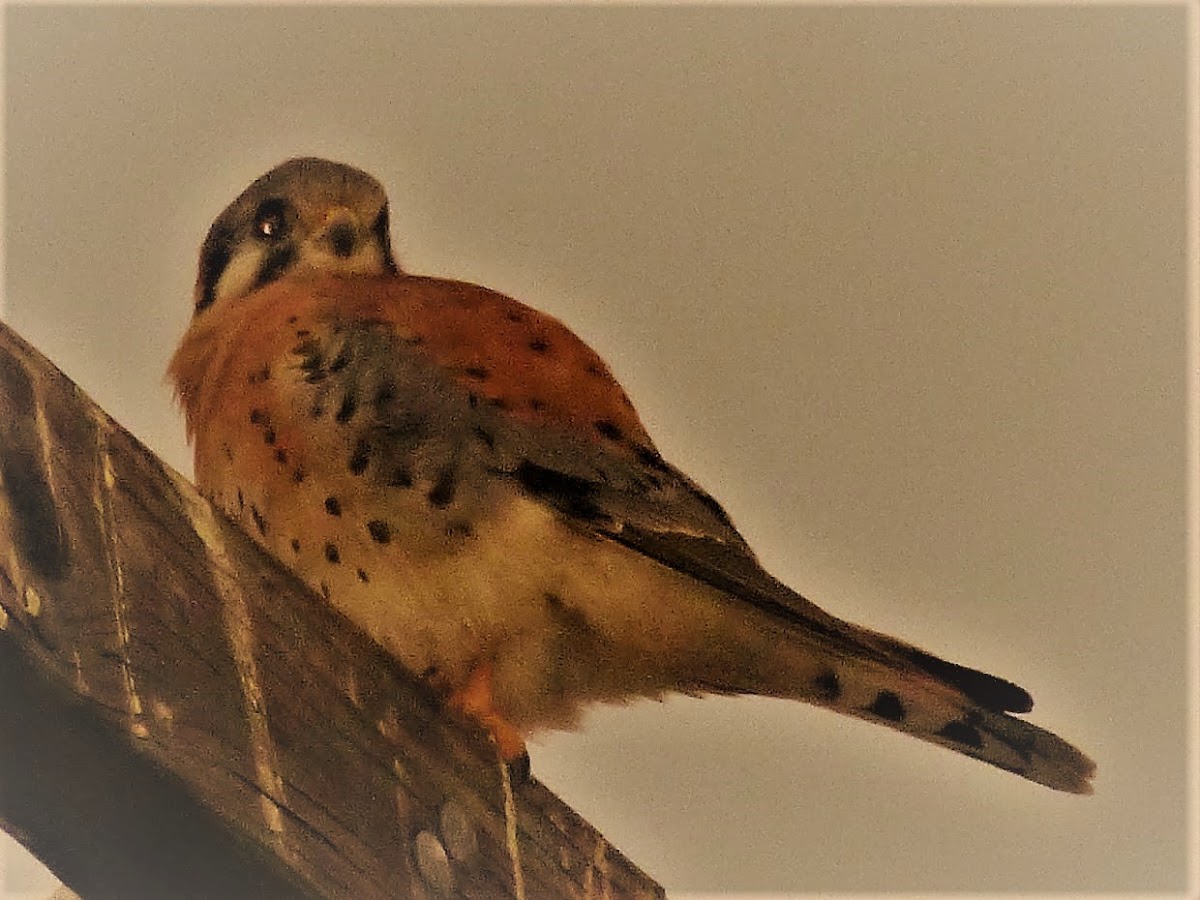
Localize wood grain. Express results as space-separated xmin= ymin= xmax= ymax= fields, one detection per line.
xmin=0 ymin=319 xmax=663 ymax=900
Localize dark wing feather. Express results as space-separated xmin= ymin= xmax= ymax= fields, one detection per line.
xmin=495 ymin=425 xmax=1035 ymax=715
xmin=295 ymin=310 xmax=1034 ymax=716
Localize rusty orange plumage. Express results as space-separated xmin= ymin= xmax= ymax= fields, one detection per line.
xmin=170 ymin=158 xmax=1095 ymax=792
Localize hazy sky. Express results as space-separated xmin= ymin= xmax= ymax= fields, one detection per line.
xmin=3 ymin=5 xmax=1192 ymax=896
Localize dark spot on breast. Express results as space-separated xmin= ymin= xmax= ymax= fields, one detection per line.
xmin=310 ymin=403 xmax=324 ymax=418
xmin=446 ymin=520 xmax=474 ymax=539
xmin=274 ymin=448 xmax=288 ymax=464
xmin=290 ymin=538 xmax=301 ymax=553
xmin=335 ymin=393 xmax=358 ymax=423
xmin=324 ymin=543 xmax=340 ymax=564
xmin=263 ymin=427 xmax=276 ymax=445
xmin=329 ymin=349 xmax=350 ymax=372
xmin=249 ymin=408 xmax=269 ymax=425
xmin=373 ymin=382 xmax=396 ymax=409
xmin=813 ymin=670 xmax=842 ymax=703
xmin=473 ymin=426 xmax=495 ymax=450
xmin=305 ymin=370 xmax=328 ymax=384
xmin=529 ymin=337 xmax=550 ymax=353
xmin=487 ymin=396 xmax=511 ymax=411
xmin=286 ymin=315 xmax=298 ymax=324
xmin=324 ymin=496 xmax=341 ymax=516
xmin=467 ymin=392 xmax=479 ymax=409
xmin=937 ymin=719 xmax=984 ymax=749
xmin=594 ymin=419 xmax=624 ymax=441
xmin=528 ymin=397 xmax=545 ymax=412
xmin=428 ymin=467 xmax=457 ymax=508
xmin=868 ymin=690 xmax=906 ymax=722
xmin=585 ymin=363 xmax=605 ymax=378
xmin=292 ymin=467 xmax=306 ymax=483
xmin=349 ymin=439 xmax=370 ymax=475
xmin=356 ymin=568 xmax=370 ymax=583
xmin=504 ymin=310 xmax=526 ymax=323
xmin=298 ymin=348 xmax=323 ymax=371
xmin=250 ymin=504 xmax=269 ymax=536
xmin=388 ymin=464 xmax=413 ymax=488
xmin=366 ymin=520 xmax=391 ymax=544
xmin=295 ymin=327 xmax=311 ymax=338
xmin=236 ymin=488 xmax=245 ymax=511
xmin=464 ymin=366 xmax=489 ymax=381
xmin=223 ymin=445 xmax=233 ymax=461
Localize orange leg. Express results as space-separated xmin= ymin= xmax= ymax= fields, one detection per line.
xmin=447 ymin=660 xmax=527 ymax=761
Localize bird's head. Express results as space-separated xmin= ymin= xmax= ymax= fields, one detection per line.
xmin=192 ymin=157 xmax=398 ymax=314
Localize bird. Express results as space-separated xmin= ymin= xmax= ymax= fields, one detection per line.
xmin=169 ymin=157 xmax=1095 ymax=794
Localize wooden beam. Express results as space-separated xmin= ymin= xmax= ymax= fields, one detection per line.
xmin=0 ymin=319 xmax=663 ymax=900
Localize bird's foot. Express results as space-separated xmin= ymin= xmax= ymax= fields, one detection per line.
xmin=447 ymin=659 xmax=529 ymax=763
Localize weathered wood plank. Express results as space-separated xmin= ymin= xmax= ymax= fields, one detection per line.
xmin=0 ymin=319 xmax=664 ymax=900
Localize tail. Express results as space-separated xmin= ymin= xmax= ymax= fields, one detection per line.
xmin=752 ymin=623 xmax=1096 ymax=794
xmin=598 ymin=493 xmax=1095 ymax=793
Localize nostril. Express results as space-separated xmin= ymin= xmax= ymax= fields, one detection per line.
xmin=327 ymin=222 xmax=356 ymax=258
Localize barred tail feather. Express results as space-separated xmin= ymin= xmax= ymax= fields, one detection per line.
xmin=799 ymin=650 xmax=1096 ymax=794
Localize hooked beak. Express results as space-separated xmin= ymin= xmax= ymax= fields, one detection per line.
xmin=317 ymin=209 xmax=363 ymax=259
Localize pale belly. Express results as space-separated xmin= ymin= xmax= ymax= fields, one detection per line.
xmin=209 ymin=462 xmax=753 ymax=732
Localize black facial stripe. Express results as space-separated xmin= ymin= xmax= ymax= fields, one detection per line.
xmin=194 ymin=223 xmax=235 ymax=314
xmin=372 ymin=204 xmax=398 ymax=273
xmin=197 ymin=184 xmax=392 ymax=312
xmin=252 ymin=243 xmax=297 ymax=292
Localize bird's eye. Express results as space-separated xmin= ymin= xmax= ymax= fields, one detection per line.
xmin=253 ymin=199 xmax=290 ymax=241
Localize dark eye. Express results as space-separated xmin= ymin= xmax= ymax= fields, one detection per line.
xmin=253 ymin=198 xmax=290 ymax=241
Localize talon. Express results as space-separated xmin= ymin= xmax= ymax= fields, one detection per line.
xmin=447 ymin=660 xmax=527 ymax=761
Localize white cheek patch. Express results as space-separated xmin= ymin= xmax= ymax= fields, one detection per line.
xmin=211 ymin=237 xmax=389 ymax=306
xmin=213 ymin=245 xmax=266 ymax=305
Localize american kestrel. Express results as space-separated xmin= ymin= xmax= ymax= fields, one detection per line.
xmin=169 ymin=157 xmax=1095 ymax=793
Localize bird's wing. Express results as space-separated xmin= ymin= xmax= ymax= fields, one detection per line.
xmin=254 ymin=273 xmax=1037 ymax=716
xmin=173 ymin=272 xmax=1093 ymax=793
